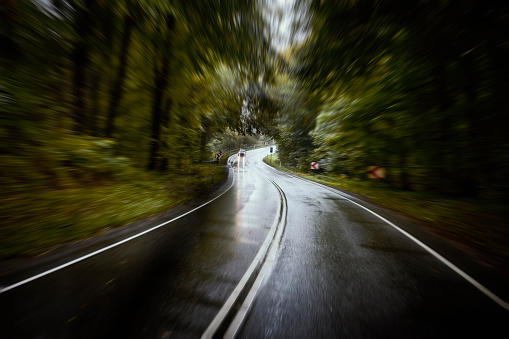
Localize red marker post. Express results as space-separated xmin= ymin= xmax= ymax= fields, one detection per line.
xmin=367 ymin=166 xmax=385 ymax=179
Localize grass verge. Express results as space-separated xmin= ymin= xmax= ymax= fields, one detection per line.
xmin=264 ymin=154 xmax=509 ymax=275
xmin=0 ymin=163 xmax=226 ymax=260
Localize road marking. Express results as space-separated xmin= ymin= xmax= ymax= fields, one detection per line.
xmin=202 ymin=154 xmax=288 ymax=339
xmin=275 ymin=168 xmax=509 ymax=311
xmin=224 ymin=178 xmax=288 ymax=338
xmin=0 ymin=167 xmax=236 ymax=295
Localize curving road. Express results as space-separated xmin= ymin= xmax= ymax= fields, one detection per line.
xmin=234 ymin=149 xmax=509 ymax=338
xmin=0 ymin=147 xmax=507 ymax=338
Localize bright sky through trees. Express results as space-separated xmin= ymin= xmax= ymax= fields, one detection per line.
xmin=266 ymin=0 xmax=305 ymax=51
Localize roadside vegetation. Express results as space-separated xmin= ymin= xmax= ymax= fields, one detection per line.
xmin=2 ymin=0 xmax=508 ymax=273
xmin=260 ymin=2 xmax=509 ymax=275
xmin=264 ymin=153 xmax=509 ymax=275
xmin=0 ymin=1 xmax=272 ymax=260
xmin=0 ymin=150 xmax=226 ymax=259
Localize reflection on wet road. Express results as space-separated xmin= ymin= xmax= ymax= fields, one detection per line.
xmin=0 ymin=147 xmax=507 ymax=338
xmin=236 ymin=149 xmax=509 ymax=338
xmin=0 ymin=149 xmax=279 ymax=338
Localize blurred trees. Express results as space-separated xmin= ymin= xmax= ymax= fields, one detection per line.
xmin=0 ymin=0 xmax=273 ymax=190
xmin=276 ymin=0 xmax=509 ymax=200
xmin=2 ymin=0 xmax=508 ymax=202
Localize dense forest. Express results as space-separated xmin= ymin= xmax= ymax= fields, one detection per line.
xmin=0 ymin=0 xmax=275 ymax=178
xmin=269 ymin=0 xmax=509 ymax=201
xmin=3 ymin=0 xmax=507 ymax=197
xmin=1 ymin=0 xmax=508 ymax=257
xmin=0 ymin=0 xmax=278 ymax=257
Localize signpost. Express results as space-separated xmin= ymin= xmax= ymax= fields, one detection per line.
xmin=311 ymin=162 xmax=319 ymax=170
xmin=367 ymin=166 xmax=385 ymax=179
xmin=340 ymin=173 xmax=347 ymax=185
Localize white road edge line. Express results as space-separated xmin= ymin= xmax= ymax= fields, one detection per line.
xmin=224 ymin=179 xmax=287 ymax=338
xmin=0 ymin=167 xmax=236 ymax=295
xmin=202 ymin=162 xmax=286 ymax=339
xmin=282 ymin=170 xmax=509 ymax=311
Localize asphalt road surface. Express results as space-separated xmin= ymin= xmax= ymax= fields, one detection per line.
xmin=0 ymin=147 xmax=507 ymax=338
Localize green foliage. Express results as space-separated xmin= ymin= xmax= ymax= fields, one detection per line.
xmin=0 ymin=162 xmax=226 ymax=259
xmin=0 ymin=0 xmax=272 ymax=257
xmin=1 ymin=0 xmax=273 ymax=172
xmin=207 ymin=130 xmax=262 ymax=159
xmin=282 ymin=0 xmax=509 ymax=200
xmin=4 ymin=0 xmax=508 ymax=260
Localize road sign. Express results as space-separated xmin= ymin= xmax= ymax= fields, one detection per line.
xmin=215 ymin=153 xmax=220 ymax=160
xmin=311 ymin=162 xmax=319 ymax=170
xmin=367 ymin=166 xmax=385 ymax=179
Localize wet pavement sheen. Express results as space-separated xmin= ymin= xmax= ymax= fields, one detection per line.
xmin=0 ymin=151 xmax=278 ymax=338
xmin=1 ymin=147 xmax=507 ymax=338
xmin=238 ymin=150 xmax=508 ymax=338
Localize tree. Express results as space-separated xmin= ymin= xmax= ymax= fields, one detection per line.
xmin=286 ymin=0 xmax=509 ymax=199
xmin=105 ymin=9 xmax=136 ymax=138
xmin=147 ymin=13 xmax=175 ymax=170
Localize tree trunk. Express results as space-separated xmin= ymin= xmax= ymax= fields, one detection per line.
xmin=147 ymin=14 xmax=175 ymax=170
xmin=458 ymin=51 xmax=480 ymax=197
xmin=398 ymin=145 xmax=411 ymax=191
xmin=71 ymin=0 xmax=94 ymax=134
xmin=71 ymin=40 xmax=88 ymax=133
xmin=431 ymin=61 xmax=454 ymax=194
xmin=105 ymin=15 xmax=135 ymax=138
xmin=0 ymin=0 xmax=22 ymax=62
xmin=482 ymin=46 xmax=509 ymax=199
xmin=88 ymin=68 xmax=102 ymax=135
xmin=147 ymin=59 xmax=169 ymax=170
xmin=159 ymin=97 xmax=173 ymax=172
xmin=200 ymin=117 xmax=211 ymax=161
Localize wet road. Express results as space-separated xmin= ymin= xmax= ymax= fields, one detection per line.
xmin=237 ymin=150 xmax=509 ymax=338
xmin=0 ymin=147 xmax=508 ymax=338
